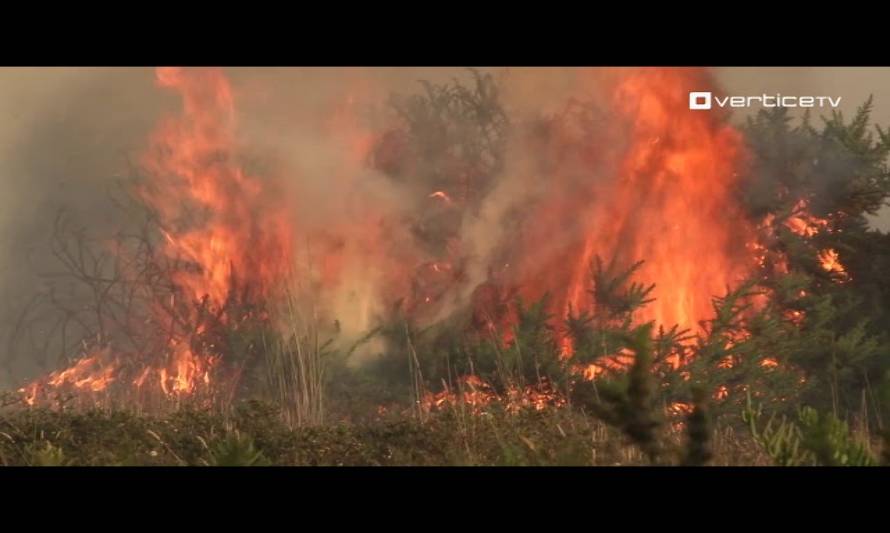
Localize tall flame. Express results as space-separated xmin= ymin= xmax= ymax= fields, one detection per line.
xmin=513 ymin=68 xmax=755 ymax=337
xmin=141 ymin=67 xmax=294 ymax=308
xmin=20 ymin=68 xmax=295 ymax=407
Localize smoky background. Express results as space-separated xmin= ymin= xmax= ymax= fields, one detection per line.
xmin=1 ymin=67 xmax=888 ymax=387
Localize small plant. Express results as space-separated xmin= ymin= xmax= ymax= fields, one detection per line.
xmin=797 ymin=406 xmax=875 ymax=466
xmin=577 ymin=323 xmax=663 ymax=464
xmin=742 ymin=392 xmax=876 ymax=466
xmin=25 ymin=441 xmax=69 ymax=467
xmin=206 ymin=432 xmax=270 ymax=467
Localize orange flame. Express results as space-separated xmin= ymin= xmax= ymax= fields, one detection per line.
xmin=18 ymin=346 xmax=119 ymax=405
xmin=21 ymin=68 xmax=294 ymax=407
xmin=818 ymin=248 xmax=849 ymax=280
xmin=141 ymin=67 xmax=293 ymax=309
xmin=785 ymin=199 xmax=830 ymax=238
xmin=511 ymin=68 xmax=755 ymax=350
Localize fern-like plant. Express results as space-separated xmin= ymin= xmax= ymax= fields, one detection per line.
xmin=206 ymin=432 xmax=270 ymax=467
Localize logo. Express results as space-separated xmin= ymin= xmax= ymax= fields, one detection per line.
xmin=689 ymin=92 xmax=712 ymax=110
xmin=689 ymin=92 xmax=842 ymax=110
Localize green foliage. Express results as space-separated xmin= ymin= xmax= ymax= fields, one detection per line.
xmin=590 ymin=257 xmax=655 ymax=320
xmin=384 ymin=69 xmax=508 ymax=193
xmin=683 ymin=387 xmax=713 ymax=466
xmin=574 ymin=323 xmax=662 ymax=463
xmin=742 ymin=99 xmax=890 ymax=219
xmin=568 ymin=258 xmax=665 ymax=371
xmin=680 ymin=282 xmax=803 ymax=418
xmin=507 ymin=295 xmax=563 ymax=387
xmin=742 ymin=399 xmax=807 ymax=466
xmin=797 ymin=406 xmax=875 ymax=466
xmin=206 ymin=432 xmax=270 ymax=467
xmin=25 ymin=441 xmax=69 ymax=467
xmin=743 ymin=393 xmax=876 ymax=466
xmin=742 ymin=102 xmax=890 ymax=427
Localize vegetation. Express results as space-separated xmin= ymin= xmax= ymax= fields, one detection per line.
xmin=0 ymin=398 xmax=771 ymax=466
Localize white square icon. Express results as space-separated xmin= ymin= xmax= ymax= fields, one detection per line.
xmin=689 ymin=91 xmax=712 ymax=110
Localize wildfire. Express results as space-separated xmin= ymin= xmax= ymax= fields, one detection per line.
xmin=506 ymin=68 xmax=755 ymax=360
xmin=422 ymin=375 xmax=565 ymax=414
xmin=17 ymin=67 xmax=838 ymax=413
xmin=785 ymin=199 xmax=830 ymax=238
xmin=138 ymin=68 xmax=292 ymax=398
xmin=778 ymin=199 xmax=849 ymax=281
xmin=20 ymin=67 xmax=293 ymax=408
xmin=142 ymin=67 xmax=293 ymax=309
xmin=818 ymin=248 xmax=849 ymax=280
xmin=19 ymin=346 xmax=118 ymax=406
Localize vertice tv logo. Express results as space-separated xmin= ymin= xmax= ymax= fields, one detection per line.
xmin=689 ymin=91 xmax=842 ymax=110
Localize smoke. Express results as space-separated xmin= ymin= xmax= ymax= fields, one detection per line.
xmin=2 ymin=67 xmax=890 ymax=388
xmin=0 ymin=68 xmax=488 ymax=382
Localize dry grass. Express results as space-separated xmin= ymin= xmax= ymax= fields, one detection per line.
xmin=262 ymin=282 xmax=328 ymax=428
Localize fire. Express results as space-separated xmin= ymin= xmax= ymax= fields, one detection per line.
xmin=777 ymin=199 xmax=849 ymax=281
xmin=818 ymin=248 xmax=849 ymax=280
xmin=429 ymin=191 xmax=453 ymax=204
xmin=18 ymin=346 xmax=119 ymax=406
xmin=158 ymin=344 xmax=218 ymax=396
xmin=575 ymin=349 xmax=637 ymax=380
xmin=669 ymin=401 xmax=694 ymax=416
xmin=47 ymin=353 xmax=118 ymax=392
xmin=21 ymin=67 xmax=294 ymax=408
xmin=422 ymin=375 xmax=565 ymax=414
xmin=785 ymin=199 xmax=830 ymax=238
xmin=138 ymin=68 xmax=292 ymax=397
xmin=16 ymin=67 xmax=838 ymax=413
xmin=760 ymin=358 xmax=779 ymax=369
xmin=508 ymin=68 xmax=755 ymax=353
xmin=142 ymin=67 xmax=293 ymax=309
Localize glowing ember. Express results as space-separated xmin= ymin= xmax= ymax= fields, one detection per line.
xmin=421 ymin=373 xmax=567 ymax=414
xmin=429 ymin=191 xmax=453 ymax=204
xmin=818 ymin=248 xmax=849 ymax=280
xmin=776 ymin=200 xmax=848 ymax=281
xmin=669 ymin=401 xmax=694 ymax=416
xmin=785 ymin=199 xmax=830 ymax=238
xmin=760 ymin=358 xmax=779 ymax=369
